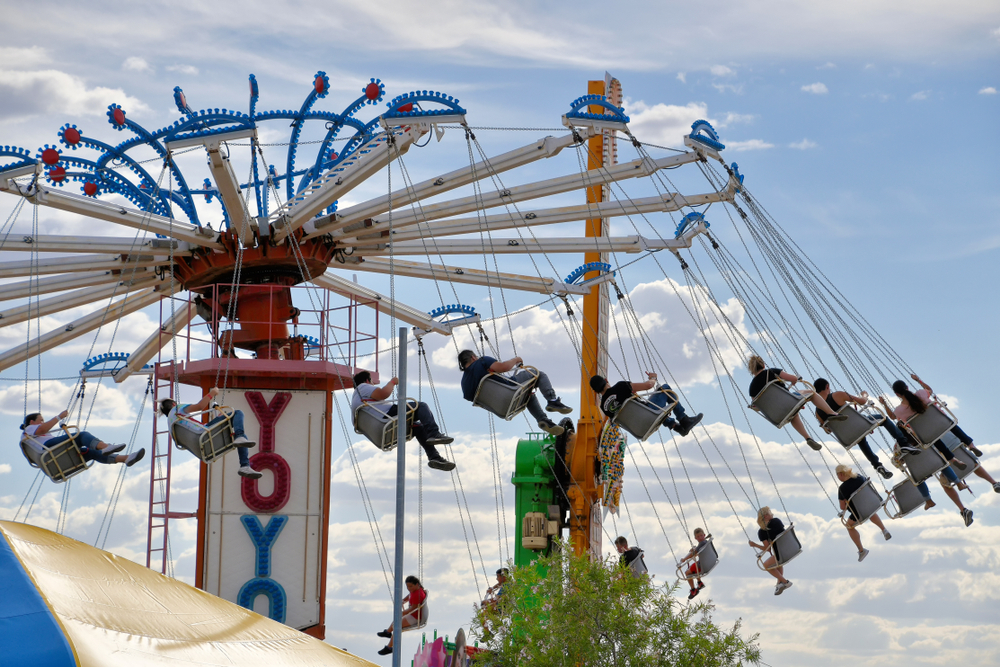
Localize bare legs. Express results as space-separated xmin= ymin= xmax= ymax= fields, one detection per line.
xmin=790 ymin=414 xmax=810 ymax=440
xmin=761 ymin=555 xmax=788 ymax=584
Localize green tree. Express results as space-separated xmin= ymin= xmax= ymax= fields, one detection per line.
xmin=473 ymin=541 xmax=759 ymax=667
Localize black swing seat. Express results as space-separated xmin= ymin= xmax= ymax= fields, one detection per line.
xmin=171 ymin=407 xmax=240 ymax=463
xmin=750 ymin=379 xmax=813 ymax=429
xmin=19 ymin=425 xmax=91 ymax=483
xmin=472 ymin=365 xmax=540 ymax=421
xmin=757 ymin=524 xmax=803 ymax=571
xmin=676 ymin=536 xmax=720 ymax=581
xmin=886 ymin=479 xmax=925 ymax=520
xmin=822 ymin=404 xmax=884 ymax=450
xmin=613 ymin=388 xmax=677 ymax=442
xmin=353 ymin=400 xmax=416 ymax=452
xmin=902 ymin=403 xmax=956 ymax=449
xmin=894 ymin=445 xmax=948 ymax=485
xmin=841 ymin=479 xmax=885 ymax=527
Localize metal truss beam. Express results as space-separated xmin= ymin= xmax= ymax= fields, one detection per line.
xmin=0 ymin=254 xmax=172 ymax=279
xmin=0 ymin=234 xmax=194 ymax=255
xmin=0 ymin=268 xmax=156 ymax=302
xmin=114 ymin=298 xmax=195 ymax=383
xmin=310 ymin=273 xmax=450 ymax=335
xmin=352 ymin=258 xmax=589 ymax=296
xmin=0 ymin=276 xmax=159 ymax=328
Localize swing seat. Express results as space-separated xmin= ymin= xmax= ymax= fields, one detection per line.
xmin=886 ymin=479 xmax=926 ymax=519
xmin=841 ymin=479 xmax=885 ymax=527
xmin=903 ymin=404 xmax=955 ymax=448
xmin=353 ymin=401 xmax=416 ymax=452
xmin=896 ymin=445 xmax=948 ymax=485
xmin=400 ymin=592 xmax=429 ymax=633
xmin=757 ymin=524 xmax=802 ymax=571
xmin=676 ymin=537 xmax=719 ymax=581
xmin=822 ymin=405 xmax=884 ymax=450
xmin=750 ymin=379 xmax=812 ymax=429
xmin=171 ymin=407 xmax=239 ymax=463
xmin=613 ymin=389 xmax=677 ymax=442
xmin=472 ymin=366 xmax=540 ymax=421
xmin=19 ymin=426 xmax=91 ymax=483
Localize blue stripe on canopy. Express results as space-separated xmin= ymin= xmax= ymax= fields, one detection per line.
xmin=0 ymin=528 xmax=76 ymax=667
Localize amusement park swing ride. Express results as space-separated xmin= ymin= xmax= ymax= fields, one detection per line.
xmin=0 ymin=69 xmax=984 ymax=664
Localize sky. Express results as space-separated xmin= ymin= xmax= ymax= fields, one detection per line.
xmin=0 ymin=1 xmax=999 ymax=665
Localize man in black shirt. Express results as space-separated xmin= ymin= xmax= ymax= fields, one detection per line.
xmin=614 ymin=536 xmax=648 ymax=578
xmin=457 ymin=350 xmax=571 ymax=435
xmin=589 ymin=372 xmax=703 ymax=437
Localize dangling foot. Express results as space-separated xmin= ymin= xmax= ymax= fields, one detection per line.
xmin=827 ymin=413 xmax=849 ymax=422
xmin=993 ymin=482 xmax=1000 ymax=494
xmin=968 ymin=443 xmax=983 ymax=457
xmin=697 ymin=581 xmax=706 ymax=590
xmin=961 ymin=508 xmax=974 ymax=527
xmin=876 ymin=464 xmax=893 ymax=480
xmin=377 ymin=645 xmax=393 ymax=655
xmin=234 ymin=435 xmax=257 ymax=448
xmin=923 ymin=499 xmax=936 ymax=510
xmin=545 ymin=398 xmax=573 ymax=414
xmin=687 ymin=588 xmax=699 ymax=600
xmin=805 ymin=438 xmax=822 ymax=451
xmin=898 ymin=444 xmax=921 ymax=455
xmin=238 ymin=465 xmax=263 ymax=479
xmin=951 ymin=458 xmax=967 ymax=470
xmin=425 ymin=434 xmax=454 ymax=446
xmin=376 ymin=629 xmax=392 ymax=638
xmin=882 ymin=530 xmax=892 ymax=541
xmin=538 ymin=420 xmax=565 ymax=436
xmin=102 ymin=443 xmax=126 ymax=454
xmin=428 ymin=456 xmax=456 ymax=472
xmin=673 ymin=413 xmax=704 ymax=437
xmin=858 ymin=548 xmax=869 ymax=562
xmin=125 ymin=449 xmax=146 ymax=467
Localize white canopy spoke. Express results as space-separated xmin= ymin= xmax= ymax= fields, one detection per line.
xmin=310 ymin=273 xmax=449 ymax=334
xmin=113 ymin=298 xmax=195 ymax=383
xmin=0 ymin=235 xmax=194 ymax=255
xmin=0 ymin=268 xmax=156 ymax=302
xmin=0 ymin=254 xmax=171 ymax=279
xmin=351 ymin=258 xmax=588 ymax=296
xmin=0 ymin=277 xmax=158 ymax=328
xmin=353 ymin=235 xmax=695 ymax=256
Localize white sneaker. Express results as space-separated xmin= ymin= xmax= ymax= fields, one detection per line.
xmin=238 ymin=465 xmax=263 ymax=479
xmin=103 ymin=443 xmax=126 ymax=454
xmin=858 ymin=548 xmax=869 ymax=562
xmin=125 ymin=449 xmax=146 ymax=467
xmin=234 ymin=435 xmax=257 ymax=448
xmin=883 ymin=531 xmax=892 ymax=541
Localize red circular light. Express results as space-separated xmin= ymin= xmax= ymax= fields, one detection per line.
xmin=397 ymin=102 xmax=413 ymax=113
xmin=314 ymin=76 xmax=325 ymax=94
xmin=365 ymin=83 xmax=381 ymax=100
xmin=329 ymin=151 xmax=338 ymax=161
xmin=41 ymin=148 xmax=60 ymax=165
xmin=83 ymin=182 xmax=98 ymax=196
xmin=49 ymin=166 xmax=66 ymax=182
xmin=113 ymin=108 xmax=126 ymax=126
xmin=63 ymin=128 xmax=81 ymax=145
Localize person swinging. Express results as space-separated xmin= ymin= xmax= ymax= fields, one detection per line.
xmin=589 ymin=372 xmax=703 ymax=437
xmin=20 ymin=410 xmax=145 ymax=469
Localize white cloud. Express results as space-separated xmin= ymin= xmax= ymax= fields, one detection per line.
xmin=720 ymin=112 xmax=755 ymax=127
xmin=992 ymin=26 xmax=1000 ymax=39
xmin=726 ymin=139 xmax=775 ymax=151
xmin=790 ymin=138 xmax=818 ymax=149
xmin=0 ymin=47 xmax=50 ymax=68
xmin=802 ymin=82 xmax=829 ymax=94
xmin=677 ymin=72 xmax=686 ymax=84
xmin=166 ymin=64 xmax=199 ymax=76
xmin=122 ymin=57 xmax=152 ymax=72
xmin=910 ymin=90 xmax=931 ymax=100
xmin=710 ymin=65 xmax=736 ymax=77
xmin=713 ymin=83 xmax=744 ymax=94
xmin=0 ymin=69 xmax=150 ymax=121
xmin=979 ymin=86 xmax=997 ymax=95
xmin=0 ymin=379 xmax=141 ymax=427
xmin=818 ymin=62 xmax=837 ymax=69
xmin=0 ymin=463 xmax=10 ymax=475
xmin=624 ymin=98 xmax=711 ymax=148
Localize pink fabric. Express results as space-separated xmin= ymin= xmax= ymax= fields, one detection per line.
xmin=894 ymin=388 xmax=931 ymax=422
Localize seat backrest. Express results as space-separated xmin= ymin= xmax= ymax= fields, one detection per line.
xmin=827 ymin=406 xmax=881 ymax=450
xmin=22 ymin=434 xmax=88 ymax=483
xmin=613 ymin=396 xmax=670 ymax=442
xmin=401 ymin=591 xmax=429 ymax=631
xmin=473 ymin=373 xmax=536 ymax=421
xmin=172 ymin=418 xmax=234 ymax=463
xmin=771 ymin=526 xmax=803 ymax=567
xmin=354 ymin=404 xmax=399 ymax=452
xmin=888 ymin=479 xmax=925 ymax=519
xmin=696 ymin=539 xmax=720 ymax=576
xmin=846 ymin=480 xmax=884 ymax=523
xmin=752 ymin=381 xmax=809 ymax=428
xmin=901 ymin=446 xmax=947 ymax=485
xmin=906 ymin=404 xmax=955 ymax=447
xmin=948 ymin=445 xmax=979 ymax=483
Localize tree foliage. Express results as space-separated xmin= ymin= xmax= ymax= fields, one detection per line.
xmin=472 ymin=541 xmax=760 ymax=667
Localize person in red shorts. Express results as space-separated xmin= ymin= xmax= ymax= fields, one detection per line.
xmin=678 ymin=527 xmax=709 ymax=599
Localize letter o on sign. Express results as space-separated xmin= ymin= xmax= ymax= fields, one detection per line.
xmin=242 ymin=452 xmax=292 ymax=512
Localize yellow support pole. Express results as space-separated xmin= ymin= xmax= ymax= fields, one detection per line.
xmin=568 ymin=75 xmax=620 ymax=557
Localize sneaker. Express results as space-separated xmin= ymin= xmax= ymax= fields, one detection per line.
xmin=899 ymin=444 xmax=922 ymax=455
xmin=376 ymin=629 xmax=392 ymax=638
xmin=858 ymin=548 xmax=869 ymax=562
xmin=951 ymin=458 xmax=967 ymax=470
xmin=883 ymin=531 xmax=892 ymax=541
xmin=993 ymin=482 xmax=1000 ymax=494
xmin=238 ymin=465 xmax=263 ymax=479
xmin=961 ymin=508 xmax=974 ymax=527
xmin=924 ymin=499 xmax=936 ymax=510
xmin=125 ymin=449 xmax=146 ymax=467
xmin=826 ymin=413 xmax=849 ymax=422
xmin=697 ymin=581 xmax=706 ymax=590
xmin=428 ymin=458 xmax=456 ymax=472
xmin=538 ymin=420 xmax=565 ymax=436
xmin=377 ymin=645 xmax=393 ymax=655
xmin=774 ymin=583 xmax=784 ymax=596
xmin=425 ymin=434 xmax=454 ymax=446
xmin=688 ymin=588 xmax=699 ymax=600
xmin=968 ymin=444 xmax=983 ymax=457
xmin=673 ymin=413 xmax=704 ymax=437
xmin=545 ymin=398 xmax=573 ymax=414
xmin=876 ymin=464 xmax=893 ymax=480
xmin=780 ymin=580 xmax=793 ymax=593
xmin=103 ymin=443 xmax=126 ymax=455
xmin=233 ymin=435 xmax=257 ymax=448
xmin=805 ymin=438 xmax=822 ymax=451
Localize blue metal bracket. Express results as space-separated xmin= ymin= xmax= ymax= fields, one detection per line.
xmin=674 ymin=211 xmax=710 ymax=238
xmin=687 ymin=120 xmax=725 ymax=151
xmin=565 ymin=262 xmax=614 ymax=285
